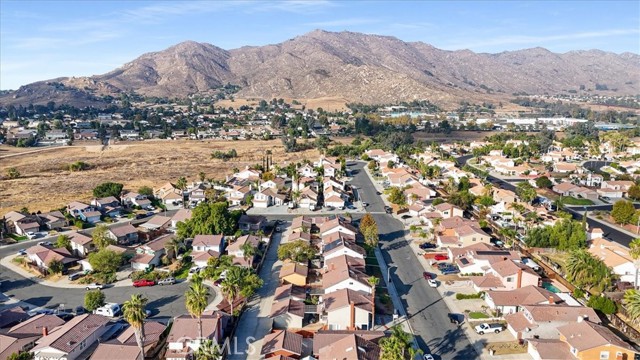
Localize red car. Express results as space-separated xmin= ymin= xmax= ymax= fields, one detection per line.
xmin=133 ymin=279 xmax=156 ymax=287
xmin=423 ymin=272 xmax=435 ymax=280
xmin=434 ymin=254 xmax=449 ymax=261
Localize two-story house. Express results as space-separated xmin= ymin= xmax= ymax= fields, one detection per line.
xmin=130 ymin=234 xmax=173 ymax=270
xmin=107 ymin=224 xmax=139 ymax=245
xmin=121 ymin=191 xmax=152 ymax=209
xmin=226 ymin=234 xmax=261 ymax=267
xmin=66 ymin=201 xmax=101 ymax=223
xmin=31 ymin=314 xmax=109 ymax=360
xmin=191 ymin=235 xmax=225 ymax=267
xmin=323 ymin=255 xmax=371 ymax=295
xmin=165 ymin=313 xmax=228 ymax=360
xmin=68 ymin=231 xmax=95 ymax=257
xmin=91 ymin=196 xmax=123 ymax=218
xmin=322 ymin=288 xmax=373 ymax=331
xmin=0 ymin=314 xmax=65 ymax=360
xmin=471 ymin=259 xmax=540 ymax=292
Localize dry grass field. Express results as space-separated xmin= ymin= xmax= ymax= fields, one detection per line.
xmin=0 ymin=138 xmax=354 ymax=214
xmin=216 ymin=96 xmax=350 ymax=112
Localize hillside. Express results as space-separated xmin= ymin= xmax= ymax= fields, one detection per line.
xmin=1 ymin=30 xmax=638 ymax=108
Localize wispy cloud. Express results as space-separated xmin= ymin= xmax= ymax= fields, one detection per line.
xmin=442 ymin=28 xmax=640 ymax=50
xmin=305 ymin=17 xmax=379 ymax=28
xmin=122 ymin=1 xmax=243 ymax=23
xmin=251 ymin=0 xmax=337 ymax=14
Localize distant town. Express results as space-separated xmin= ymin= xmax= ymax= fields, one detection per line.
xmin=1 ymin=94 xmax=640 ymax=360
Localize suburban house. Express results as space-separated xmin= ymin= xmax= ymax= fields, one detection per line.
xmin=270 ymin=299 xmax=305 ymax=329
xmin=170 ymin=209 xmax=192 ymax=229
xmin=260 ymin=330 xmax=303 ymax=359
xmin=316 ymin=333 xmax=381 ymax=360
xmin=274 ymin=284 xmax=307 ymax=303
xmin=253 ymin=188 xmax=286 ymax=208
xmin=238 ymin=214 xmax=266 ymax=232
xmin=154 ymin=183 xmax=183 ymax=206
xmin=0 ymin=306 xmax=30 ymax=329
xmin=471 ymin=259 xmax=540 ymax=291
xmin=279 ymin=261 xmax=309 ymax=286
xmin=484 ymin=285 xmax=563 ymax=315
xmin=436 ymin=217 xmax=491 ymax=248
xmin=130 ymin=234 xmax=173 ymax=270
xmin=107 ymin=224 xmax=139 ymax=245
xmin=433 ymin=203 xmax=464 ymax=219
xmin=227 ymin=234 xmax=261 ymax=267
xmin=601 ymin=180 xmax=635 ymax=198
xmin=139 ymin=215 xmax=171 ymax=232
xmin=588 ymin=237 xmax=636 ymax=286
xmin=26 ymin=245 xmax=77 ymax=272
xmin=68 ymin=231 xmax=95 ymax=257
xmin=120 ymin=191 xmax=152 ymax=209
xmin=323 ymin=255 xmax=371 ymax=295
xmin=553 ymin=162 xmax=579 ymax=173
xmin=554 ymin=319 xmax=637 ymax=360
xmin=322 ymin=235 xmax=365 ymax=262
xmin=233 ymin=167 xmax=261 ymax=180
xmin=493 ymin=188 xmax=518 ymax=204
xmin=66 ymin=201 xmax=98 ymax=221
xmin=448 ymin=243 xmax=520 ymax=275
xmin=90 ymin=196 xmax=122 ymax=218
xmin=165 ymin=313 xmax=228 ymax=360
xmin=30 ymin=314 xmax=109 ymax=360
xmin=298 ymin=187 xmax=319 ymax=210
xmin=38 ymin=211 xmax=66 ymax=230
xmin=319 ymin=217 xmax=357 ymax=238
xmin=192 ymin=234 xmax=225 ymax=253
xmin=322 ymin=288 xmax=373 ymax=331
xmin=505 ymin=305 xmax=599 ymax=340
xmin=90 ymin=321 xmax=167 ymax=360
xmin=0 ymin=314 xmax=65 ymax=360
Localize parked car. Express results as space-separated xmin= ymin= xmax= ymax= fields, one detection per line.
xmin=434 ymin=254 xmax=449 ymax=261
xmin=26 ymin=232 xmax=37 ymax=239
xmin=424 ymin=354 xmax=435 ymax=360
xmin=420 ymin=242 xmax=436 ymax=249
xmin=85 ymin=283 xmax=104 ymax=290
xmin=38 ymin=241 xmax=52 ymax=246
xmin=68 ymin=272 xmax=83 ymax=281
xmin=135 ymin=213 xmax=148 ymax=220
xmin=474 ymin=323 xmax=504 ymax=335
xmin=74 ymin=306 xmax=86 ymax=316
xmin=56 ymin=311 xmax=75 ymax=321
xmin=441 ymin=267 xmax=460 ymax=275
xmin=428 ymin=279 xmax=438 ymax=288
xmin=384 ymin=206 xmax=393 ymax=214
xmin=423 ymin=272 xmax=434 ymax=280
xmin=94 ymin=303 xmax=121 ymax=317
xmin=189 ymin=266 xmax=202 ymax=274
xmin=448 ymin=313 xmax=465 ymax=325
xmin=17 ymin=249 xmax=27 ymax=256
xmin=133 ymin=279 xmax=155 ymax=287
xmin=362 ymin=202 xmax=369 ymax=207
xmin=157 ymin=277 xmax=175 ymax=286
xmin=146 ymin=211 xmax=155 ymax=217
xmin=435 ymin=263 xmax=449 ymax=270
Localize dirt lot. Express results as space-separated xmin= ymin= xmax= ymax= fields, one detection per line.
xmin=0 ymin=138 xmax=348 ymax=214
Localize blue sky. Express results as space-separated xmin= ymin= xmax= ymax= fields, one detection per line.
xmin=1 ymin=0 xmax=639 ymax=90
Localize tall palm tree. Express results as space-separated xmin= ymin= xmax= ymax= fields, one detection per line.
xmin=240 ymin=242 xmax=259 ymax=264
xmin=123 ymin=294 xmax=148 ymax=360
xmin=164 ymin=237 xmax=183 ymax=260
xmin=629 ymin=238 xmax=640 ymax=290
xmin=220 ymin=267 xmax=243 ymax=316
xmin=195 ymin=339 xmax=222 ymax=360
xmin=623 ymin=289 xmax=640 ymax=325
xmin=185 ymin=274 xmax=210 ymax=340
xmin=367 ymin=276 xmax=379 ymax=329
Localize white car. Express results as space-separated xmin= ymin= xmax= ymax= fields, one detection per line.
xmin=26 ymin=232 xmax=37 ymax=239
xmin=424 ymin=354 xmax=435 ymax=360
xmin=38 ymin=241 xmax=52 ymax=246
xmin=85 ymin=283 xmax=104 ymax=290
xmin=428 ymin=279 xmax=438 ymax=288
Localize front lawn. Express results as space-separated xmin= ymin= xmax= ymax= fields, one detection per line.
xmin=469 ymin=311 xmax=489 ymax=319
xmin=8 ymin=234 xmax=28 ymax=242
xmin=559 ymin=196 xmax=594 ymax=206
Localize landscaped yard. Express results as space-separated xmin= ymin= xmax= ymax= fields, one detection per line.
xmin=486 ymin=341 xmax=528 ymax=355
xmin=8 ymin=233 xmax=28 ymax=242
xmin=468 ymin=311 xmax=489 ymax=319
xmin=559 ymin=196 xmax=594 ymax=205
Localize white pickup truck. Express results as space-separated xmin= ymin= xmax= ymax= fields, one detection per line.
xmin=474 ymin=323 xmax=504 ymax=335
xmin=521 ymin=257 xmax=541 ymax=272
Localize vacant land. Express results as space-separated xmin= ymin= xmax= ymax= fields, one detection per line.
xmin=0 ymin=138 xmax=349 ymax=214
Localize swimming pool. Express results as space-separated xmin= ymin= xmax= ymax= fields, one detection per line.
xmin=541 ymin=281 xmax=561 ymax=293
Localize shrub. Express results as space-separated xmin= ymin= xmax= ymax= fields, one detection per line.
xmin=588 ymin=295 xmax=617 ymax=314
xmin=456 ymin=292 xmax=484 ymax=300
xmin=573 ymin=288 xmax=585 ymax=299
xmin=84 ymin=290 xmax=105 ymax=311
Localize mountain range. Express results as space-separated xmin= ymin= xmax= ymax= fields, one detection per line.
xmin=2 ymin=30 xmax=639 ymax=108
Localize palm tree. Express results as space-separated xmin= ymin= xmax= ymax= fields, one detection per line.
xmin=185 ymin=274 xmax=210 ymax=340
xmin=220 ymin=267 xmax=243 ymax=316
xmin=164 ymin=237 xmax=183 ymax=260
xmin=195 ymin=339 xmax=222 ymax=360
xmin=367 ymin=276 xmax=379 ymax=329
xmin=380 ymin=325 xmax=416 ymax=360
xmin=629 ymin=238 xmax=640 ymax=290
xmin=123 ymin=294 xmax=148 ymax=360
xmin=176 ymin=177 xmax=188 ymax=208
xmin=240 ymin=242 xmax=259 ymax=264
xmin=623 ymin=289 xmax=640 ymax=325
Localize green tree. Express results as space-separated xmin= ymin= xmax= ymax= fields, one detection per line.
xmin=380 ymin=325 xmax=416 ymax=360
xmin=195 ymin=339 xmax=222 ymax=360
xmin=84 ymin=289 xmax=106 ymax=311
xmin=623 ymin=289 xmax=640 ymax=325
xmin=48 ymin=259 xmax=64 ymax=274
xmin=612 ymin=200 xmax=636 ymax=225
xmin=203 ymin=255 xmax=233 ymax=280
xmin=359 ymin=213 xmax=379 ymax=248
xmin=88 ymin=249 xmax=123 ymax=273
xmin=535 ymin=176 xmax=553 ymax=189
xmin=386 ymin=187 xmax=406 ymax=207
xmin=277 ymin=240 xmax=317 ymax=263
xmin=240 ymin=242 xmax=260 ymax=263
xmin=92 ymin=225 xmax=114 ymax=250
xmin=177 ymin=202 xmax=240 ymax=237
xmin=185 ymin=274 xmax=210 ymax=339
xmin=368 ymin=160 xmax=377 ymax=171
xmin=176 ymin=177 xmax=187 ymax=191
xmin=93 ymin=182 xmax=124 ymax=199
xmin=6 ymin=167 xmax=20 ymax=179
xmin=220 ymin=266 xmax=263 ymax=316
xmin=565 ymin=250 xmax=614 ymax=293
xmin=138 ymin=186 xmax=153 ymax=197
xmin=199 ymin=171 xmax=206 ymax=182
xmin=164 ymin=237 xmax=183 ymax=260
xmin=628 ymin=184 xmax=640 ymax=201
xmin=123 ymin=294 xmax=148 ymax=360
xmin=7 ymin=352 xmax=33 ymax=360
xmin=56 ymin=234 xmax=72 ymax=252
xmin=587 ymin=295 xmax=617 ymax=314
xmin=516 ymin=182 xmax=537 ymax=203
xmin=448 ymin=190 xmax=476 ymax=210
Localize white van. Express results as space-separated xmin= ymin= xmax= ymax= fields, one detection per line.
xmin=93 ymin=303 xmax=121 ymax=317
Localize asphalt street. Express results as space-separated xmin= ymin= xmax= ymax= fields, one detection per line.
xmin=350 ymin=162 xmax=479 ymax=359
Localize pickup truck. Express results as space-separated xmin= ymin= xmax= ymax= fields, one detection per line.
xmin=521 ymin=257 xmax=541 ymax=272
xmin=474 ymin=322 xmax=504 ymax=334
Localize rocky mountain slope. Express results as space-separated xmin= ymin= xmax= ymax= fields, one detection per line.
xmin=2 ymin=30 xmax=638 ymax=108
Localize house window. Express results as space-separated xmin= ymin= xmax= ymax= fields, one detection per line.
xmin=506 ymin=277 xmax=513 ymax=282
xmin=600 ymin=351 xmax=609 ymax=360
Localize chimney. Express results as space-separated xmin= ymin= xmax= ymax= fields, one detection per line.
xmin=42 ymin=326 xmax=48 ymax=337
xmin=548 ymin=296 xmax=554 ymax=304
xmin=349 ymin=301 xmax=356 ymax=330
xmin=517 ymin=268 xmax=523 ymax=289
